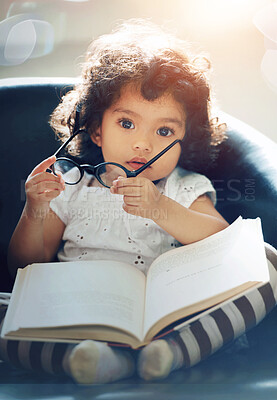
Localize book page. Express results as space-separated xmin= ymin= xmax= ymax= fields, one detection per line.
xmin=3 ymin=260 xmax=146 ymax=341
xmin=143 ymin=217 xmax=269 ymax=338
xmin=172 ymin=257 xmax=274 ymax=332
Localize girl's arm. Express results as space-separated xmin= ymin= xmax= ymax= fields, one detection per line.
xmin=8 ymin=209 xmax=65 ymax=277
xmin=153 ymin=194 xmax=228 ymax=244
xmin=111 ymin=176 xmax=228 ymax=244
xmin=7 ymin=156 xmax=65 ymax=277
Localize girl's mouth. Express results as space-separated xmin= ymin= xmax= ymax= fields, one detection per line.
xmin=127 ymin=161 xmax=146 ymax=170
xmin=127 ymin=157 xmax=149 ymax=171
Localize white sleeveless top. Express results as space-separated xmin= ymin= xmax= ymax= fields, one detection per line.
xmin=50 ymin=167 xmax=216 ymax=274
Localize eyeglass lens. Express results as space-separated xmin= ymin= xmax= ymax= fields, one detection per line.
xmin=53 ymin=160 xmax=82 ymax=184
xmin=97 ymin=164 xmax=127 ymax=187
xmin=53 ymin=159 xmax=128 ymax=187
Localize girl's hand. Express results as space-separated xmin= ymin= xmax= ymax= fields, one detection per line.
xmin=24 ymin=156 xmax=65 ymax=220
xmin=110 ymin=176 xmax=164 ymax=220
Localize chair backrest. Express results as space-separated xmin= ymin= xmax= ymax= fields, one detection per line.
xmin=0 ymin=78 xmax=75 ymax=289
xmin=1 ymin=77 xmax=277 ymax=290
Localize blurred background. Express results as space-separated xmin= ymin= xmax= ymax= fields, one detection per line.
xmin=0 ymin=0 xmax=276 ymax=142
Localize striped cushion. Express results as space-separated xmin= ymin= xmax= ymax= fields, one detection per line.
xmin=173 ymin=243 xmax=277 ymax=367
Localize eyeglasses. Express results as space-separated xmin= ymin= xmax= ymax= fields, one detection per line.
xmin=50 ymin=129 xmax=181 ymax=188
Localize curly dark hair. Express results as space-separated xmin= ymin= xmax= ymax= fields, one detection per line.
xmin=50 ymin=19 xmax=226 ymax=173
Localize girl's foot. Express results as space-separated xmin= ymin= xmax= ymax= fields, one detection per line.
xmin=137 ymin=339 xmax=183 ymax=381
xmin=68 ymin=340 xmax=135 ymax=384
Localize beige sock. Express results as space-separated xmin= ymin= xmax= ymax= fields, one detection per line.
xmin=68 ymin=340 xmax=135 ymax=384
xmin=137 ymin=339 xmax=184 ymax=381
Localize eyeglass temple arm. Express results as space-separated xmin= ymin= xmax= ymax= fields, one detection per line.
xmin=130 ymin=139 xmax=181 ymax=176
xmin=53 ymin=129 xmax=86 ymax=157
xmin=53 ymin=108 xmax=85 ymax=158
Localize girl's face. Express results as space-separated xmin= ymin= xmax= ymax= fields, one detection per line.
xmin=91 ymin=84 xmax=186 ymax=182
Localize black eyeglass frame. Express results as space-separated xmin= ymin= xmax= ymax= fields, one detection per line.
xmin=50 ymin=128 xmax=181 ymax=188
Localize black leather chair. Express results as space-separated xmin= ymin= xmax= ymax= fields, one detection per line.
xmin=1 ymin=77 xmax=277 ymax=399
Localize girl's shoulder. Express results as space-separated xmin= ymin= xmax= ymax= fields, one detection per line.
xmin=161 ymin=167 xmax=216 ymax=207
xmin=165 ymin=166 xmax=212 ymax=186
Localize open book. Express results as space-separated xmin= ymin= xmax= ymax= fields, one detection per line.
xmin=1 ymin=217 xmax=269 ymax=349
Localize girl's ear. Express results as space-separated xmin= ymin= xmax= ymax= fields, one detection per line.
xmin=90 ymin=128 xmax=102 ymax=147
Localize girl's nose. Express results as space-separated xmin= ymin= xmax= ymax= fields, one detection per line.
xmin=132 ymin=137 xmax=152 ymax=153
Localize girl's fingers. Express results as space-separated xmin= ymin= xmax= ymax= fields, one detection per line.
xmin=43 ymin=190 xmax=63 ymax=201
xmin=36 ymin=181 xmax=64 ymax=195
xmin=111 ymin=177 xmax=146 ymax=195
xmin=123 ymin=196 xmax=141 ymax=206
xmin=26 ymin=179 xmax=64 ymax=195
xmin=31 ymin=188 xmax=63 ymax=204
xmin=29 ymin=156 xmax=56 ymax=177
xmin=55 ymin=171 xmax=63 ymax=179
xmin=112 ymin=186 xmax=141 ymax=196
xmin=112 ymin=177 xmax=143 ymax=188
xmin=27 ymin=171 xmax=64 ymax=187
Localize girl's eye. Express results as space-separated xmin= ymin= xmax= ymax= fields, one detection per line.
xmin=157 ymin=127 xmax=175 ymax=137
xmin=120 ymin=119 xmax=135 ymax=130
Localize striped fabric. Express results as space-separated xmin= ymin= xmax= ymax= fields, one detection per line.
xmin=0 ymin=308 xmax=75 ymax=375
xmin=173 ymin=243 xmax=277 ymax=368
xmin=0 ymin=243 xmax=276 ymax=377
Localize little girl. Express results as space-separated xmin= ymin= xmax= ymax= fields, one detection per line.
xmin=2 ymin=19 xmax=276 ymax=384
